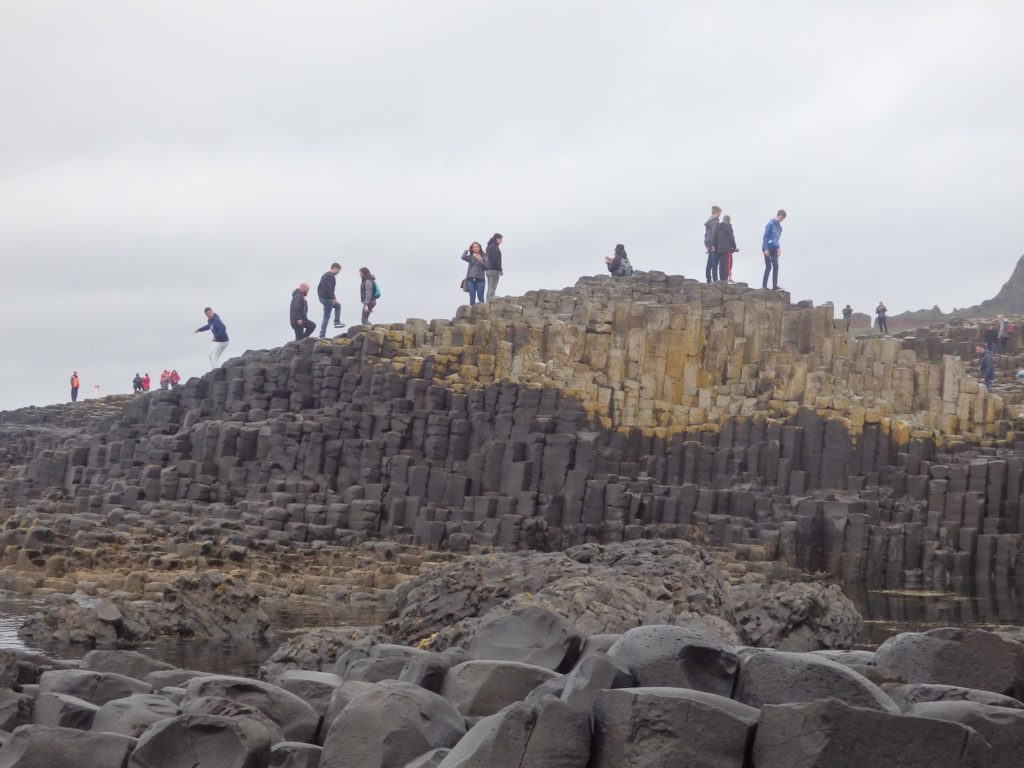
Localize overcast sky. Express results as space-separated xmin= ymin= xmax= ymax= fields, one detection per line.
xmin=2 ymin=1 xmax=1023 ymax=411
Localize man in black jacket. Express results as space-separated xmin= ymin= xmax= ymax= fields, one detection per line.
xmin=317 ymin=262 xmax=344 ymax=338
xmin=704 ymin=206 xmax=721 ymax=283
xmin=485 ymin=233 xmax=503 ymax=302
xmin=713 ymin=214 xmax=737 ymax=282
xmin=290 ymin=283 xmax=316 ymax=340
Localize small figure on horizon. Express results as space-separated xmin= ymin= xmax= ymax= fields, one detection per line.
xmin=290 ymin=283 xmax=316 ymax=340
xmin=876 ymin=302 xmax=889 ymax=334
xmin=704 ymin=205 xmax=721 ymax=283
xmin=462 ymin=242 xmax=487 ymax=306
xmin=977 ymin=344 xmax=995 ymax=391
xmin=317 ymin=262 xmax=345 ymax=339
xmin=715 ymin=214 xmax=738 ymax=282
xmin=195 ymin=307 xmax=230 ymax=368
xmin=159 ymin=370 xmax=170 ymax=390
xmin=762 ymin=209 xmax=786 ymax=290
xmin=485 ymin=233 xmax=503 ymax=302
xmin=842 ymin=304 xmax=854 ymax=332
xmin=142 ymin=373 xmax=151 ymax=392
xmin=997 ymin=315 xmax=1010 ymax=353
xmin=605 ymin=244 xmax=633 ymax=277
xmin=70 ymin=371 xmax=80 ymax=403
xmin=169 ymin=369 xmax=181 ymax=389
xmin=132 ymin=373 xmax=143 ymax=393
xmin=359 ymin=267 xmax=378 ymax=325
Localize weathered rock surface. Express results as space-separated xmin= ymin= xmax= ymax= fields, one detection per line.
xmin=0 ymin=725 xmax=136 ymax=768
xmin=605 ymin=625 xmax=739 ymax=696
xmin=888 ymin=683 xmax=1024 ymax=712
xmin=907 ymin=701 xmax=1024 ymax=768
xmin=90 ymin=693 xmax=182 ymax=738
xmin=269 ymin=741 xmax=322 ymax=768
xmin=37 ymin=669 xmax=152 ymax=707
xmin=467 ymin=606 xmax=582 ymax=672
xmin=129 ymin=713 xmax=271 ymax=768
xmin=729 ymin=581 xmax=862 ymax=650
xmin=180 ymin=675 xmax=319 ymax=743
xmin=441 ymin=660 xmax=561 ymax=717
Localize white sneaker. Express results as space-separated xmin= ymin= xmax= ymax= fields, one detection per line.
xmin=334 ymin=322 xmax=346 ymax=329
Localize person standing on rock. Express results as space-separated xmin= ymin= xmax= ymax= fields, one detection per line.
xmin=159 ymin=370 xmax=170 ymax=390
xmin=142 ymin=373 xmax=151 ymax=391
xmin=317 ymin=262 xmax=345 ymax=339
xmin=484 ymin=233 xmax=503 ymax=301
xmin=462 ymin=242 xmax=487 ymax=306
xmin=997 ymin=315 xmax=1009 ymax=353
xmin=169 ymin=370 xmax=181 ymax=389
xmin=842 ymin=305 xmax=853 ymax=331
xmin=69 ymin=371 xmax=80 ymax=402
xmin=290 ymin=283 xmax=316 ymax=340
xmin=704 ymin=205 xmax=721 ymax=283
xmin=359 ymin=267 xmax=378 ymax=324
xmin=875 ymin=302 xmax=888 ymax=334
xmin=132 ymin=373 xmax=143 ymax=393
xmin=761 ymin=209 xmax=786 ymax=290
xmin=714 ymin=214 xmax=738 ymax=282
xmin=977 ymin=344 xmax=995 ymax=391
xmin=195 ymin=307 xmax=230 ymax=368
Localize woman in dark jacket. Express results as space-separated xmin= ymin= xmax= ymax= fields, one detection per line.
xmin=714 ymin=215 xmax=738 ymax=282
xmin=605 ymin=244 xmax=630 ymax=277
xmin=359 ymin=267 xmax=376 ymax=324
xmin=462 ymin=242 xmax=486 ymax=305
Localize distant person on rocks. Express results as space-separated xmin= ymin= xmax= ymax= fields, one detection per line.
xmin=1017 ymin=367 xmax=1024 ymax=384
xmin=290 ymin=283 xmax=316 ymax=340
xmin=169 ymin=370 xmax=181 ymax=389
xmin=317 ymin=262 xmax=345 ymax=339
xmin=485 ymin=233 xmax=503 ymax=301
xmin=605 ymin=244 xmax=633 ymax=277
xmin=359 ymin=267 xmax=377 ymax=324
xmin=132 ymin=373 xmax=143 ymax=394
xmin=704 ymin=205 xmax=721 ymax=283
xmin=842 ymin=304 xmax=853 ymax=331
xmin=70 ymin=371 xmax=80 ymax=402
xmin=977 ymin=344 xmax=995 ymax=391
xmin=462 ymin=242 xmax=486 ymax=305
xmin=875 ymin=302 xmax=888 ymax=333
xmin=761 ymin=209 xmax=786 ymax=290
xmin=714 ymin=214 xmax=738 ymax=282
xmin=159 ymin=370 xmax=170 ymax=390
xmin=997 ymin=315 xmax=1010 ymax=353
xmin=195 ymin=307 xmax=230 ymax=368
xmin=983 ymin=323 xmax=998 ymax=353
xmin=142 ymin=373 xmax=151 ymax=392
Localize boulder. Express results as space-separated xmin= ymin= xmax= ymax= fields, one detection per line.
xmin=277 ymin=670 xmax=342 ymax=717
xmin=559 ymin=653 xmax=634 ymax=713
xmin=436 ymin=697 xmax=590 ymax=768
xmin=144 ymin=668 xmax=214 ymax=689
xmin=269 ymin=740 xmax=322 ymax=768
xmin=33 ymin=693 xmax=99 ymax=729
xmin=467 ymin=606 xmax=582 ymax=672
xmin=735 ymin=649 xmax=898 ymax=712
xmin=591 ymin=687 xmax=759 ymax=768
xmin=129 ymin=714 xmax=270 ymax=768
xmin=38 ymin=669 xmax=152 ymax=706
xmin=181 ymin=675 xmax=319 ymax=742
xmin=80 ymin=650 xmax=177 ymax=682
xmin=888 ymin=683 xmax=1024 ymax=712
xmin=320 ymin=681 xmax=376 ymax=744
xmin=752 ymin=698 xmax=990 ymax=768
xmin=259 ymin=626 xmax=383 ymax=684
xmin=320 ymin=682 xmax=466 ymax=768
xmin=605 ymin=625 xmax=738 ymax=696
xmin=875 ymin=628 xmax=1024 ymax=695
xmin=179 ymin=696 xmax=285 ymax=744
xmin=0 ymin=725 xmax=136 ymax=768
xmin=90 ymin=694 xmax=181 ymax=737
xmin=907 ymin=701 xmax=1024 ymax=768
xmin=398 ymin=650 xmax=471 ymax=693
xmin=0 ymin=691 xmax=33 ymax=732
xmin=729 ymin=581 xmax=862 ymax=651
xmin=441 ymin=660 xmax=561 ymax=717
xmin=404 ymin=750 xmax=449 ymax=768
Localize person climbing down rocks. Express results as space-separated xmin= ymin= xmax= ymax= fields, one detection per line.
xmin=69 ymin=371 xmax=79 ymax=402
xmin=715 ymin=214 xmax=738 ymax=282
xmin=359 ymin=267 xmax=378 ymax=324
xmin=842 ymin=305 xmax=853 ymax=332
xmin=977 ymin=344 xmax=995 ymax=391
xmin=485 ymin=233 xmax=503 ymax=301
xmin=290 ymin=283 xmax=316 ymax=340
xmin=704 ymin=205 xmax=721 ymax=283
xmin=317 ymin=262 xmax=345 ymax=338
xmin=875 ymin=302 xmax=888 ymax=334
xmin=462 ymin=242 xmax=486 ymax=306
xmin=761 ymin=209 xmax=785 ymax=290
xmin=195 ymin=307 xmax=230 ymax=368
xmin=605 ymin=244 xmax=633 ymax=277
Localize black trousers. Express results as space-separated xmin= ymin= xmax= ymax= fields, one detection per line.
xmin=293 ymin=320 xmax=316 ymax=340
xmin=71 ymin=387 xmax=78 ymax=402
xmin=762 ymin=250 xmax=779 ymax=289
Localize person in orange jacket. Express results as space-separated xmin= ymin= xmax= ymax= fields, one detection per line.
xmin=70 ymin=371 xmax=80 ymax=402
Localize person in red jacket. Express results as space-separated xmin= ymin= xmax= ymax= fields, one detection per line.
xmin=169 ymin=370 xmax=181 ymax=389
xmin=142 ymin=373 xmax=151 ymax=392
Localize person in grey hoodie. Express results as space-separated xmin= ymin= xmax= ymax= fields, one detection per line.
xmin=359 ymin=267 xmax=377 ymax=324
xmin=462 ymin=241 xmax=487 ymax=305
xmin=484 ymin=233 xmax=503 ymax=301
xmin=704 ymin=205 xmax=721 ymax=282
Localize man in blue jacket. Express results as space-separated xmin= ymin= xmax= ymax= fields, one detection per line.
xmin=761 ymin=209 xmax=787 ymax=290
xmin=195 ymin=307 xmax=230 ymax=368
xmin=977 ymin=344 xmax=995 ymax=391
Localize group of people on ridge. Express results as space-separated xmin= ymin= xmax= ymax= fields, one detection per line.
xmin=132 ymin=373 xmax=151 ymax=393
xmin=702 ymin=207 xmax=786 ymax=290
xmin=460 ymin=234 xmax=503 ymax=305
xmin=289 ymin=264 xmax=379 ymax=340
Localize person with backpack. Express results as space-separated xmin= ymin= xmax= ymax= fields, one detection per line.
xmin=132 ymin=373 xmax=143 ymax=394
xmin=317 ymin=262 xmax=345 ymax=339
xmin=70 ymin=371 xmax=80 ymax=402
xmin=359 ymin=267 xmax=378 ymax=324
xmin=714 ymin=214 xmax=738 ymax=282
xmin=761 ymin=209 xmax=786 ymax=290
xmin=876 ymin=302 xmax=889 ymax=334
xmin=704 ymin=205 xmax=721 ymax=283
xmin=195 ymin=307 xmax=230 ymax=368
xmin=605 ymin=244 xmax=633 ymax=277
xmin=461 ymin=242 xmax=487 ymax=305
xmin=484 ymin=233 xmax=503 ymax=301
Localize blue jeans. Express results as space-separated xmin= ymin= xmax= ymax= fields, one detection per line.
xmin=705 ymin=251 xmax=720 ymax=282
xmin=762 ymin=248 xmax=779 ymax=289
xmin=467 ymin=278 xmax=485 ymax=305
xmin=319 ymin=299 xmax=340 ymax=337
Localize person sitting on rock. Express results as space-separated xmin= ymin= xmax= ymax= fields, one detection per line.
xmin=605 ymin=244 xmax=633 ymax=277
xmin=290 ymin=283 xmax=316 ymax=340
xmin=976 ymin=344 xmax=995 ymax=391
